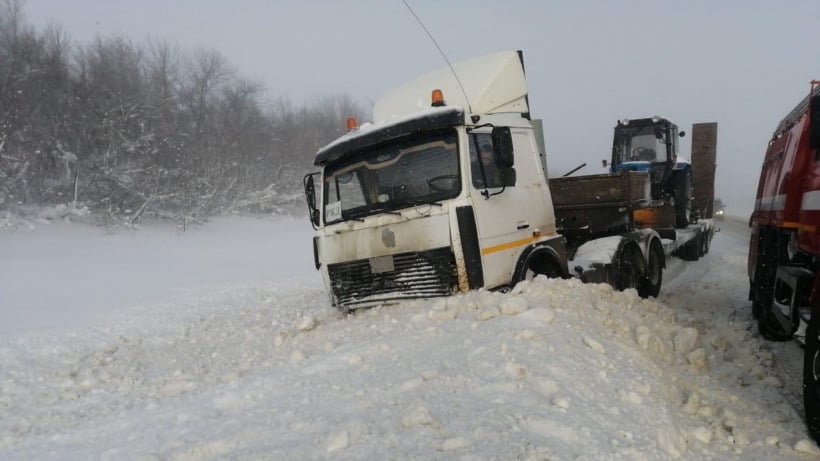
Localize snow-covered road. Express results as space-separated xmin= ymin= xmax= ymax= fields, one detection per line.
xmin=1 ymin=215 xmax=818 ymax=460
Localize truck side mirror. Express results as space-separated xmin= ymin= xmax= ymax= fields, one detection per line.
xmin=491 ymin=126 xmax=514 ymax=168
xmin=499 ymin=166 xmax=517 ymax=187
xmin=303 ymin=173 xmax=320 ymax=228
xmin=811 ymin=95 xmax=820 ymax=150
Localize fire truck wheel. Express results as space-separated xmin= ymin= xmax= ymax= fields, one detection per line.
xmin=755 ymin=269 xmax=792 ymax=341
xmin=755 ymin=281 xmax=793 ymax=341
xmin=638 ymin=240 xmax=663 ymax=298
xmin=753 ymin=240 xmax=793 ymax=341
xmin=758 ymin=312 xmax=793 ymax=341
xmin=751 ymin=236 xmax=773 ymax=321
xmin=804 ymin=308 xmax=820 ymax=442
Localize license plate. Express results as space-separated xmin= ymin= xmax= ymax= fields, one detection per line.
xmin=369 ymin=255 xmax=394 ymax=274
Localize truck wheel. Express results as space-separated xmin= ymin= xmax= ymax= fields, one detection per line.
xmin=700 ymin=230 xmax=711 ymax=256
xmin=758 ymin=308 xmax=792 ymax=341
xmin=804 ymin=308 xmax=820 ymax=442
xmin=638 ymin=240 xmax=663 ymax=298
xmin=615 ymin=244 xmax=642 ymax=291
xmin=674 ymin=170 xmax=692 ymax=228
xmin=753 ymin=234 xmax=793 ymax=341
xmin=522 ymin=255 xmax=563 ymax=281
xmin=677 ymin=232 xmax=701 ymax=261
xmin=754 ymin=272 xmax=792 ymax=341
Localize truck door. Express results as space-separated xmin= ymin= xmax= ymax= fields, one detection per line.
xmin=467 ymin=129 xmax=553 ymax=288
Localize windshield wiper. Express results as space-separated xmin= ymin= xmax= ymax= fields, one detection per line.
xmin=406 ymin=199 xmax=443 ymax=208
xmin=371 ymin=207 xmax=402 ymax=216
xmin=339 ymin=213 xmax=365 ymax=223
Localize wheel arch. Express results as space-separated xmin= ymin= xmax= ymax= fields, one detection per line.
xmin=511 ymin=237 xmax=569 ymax=283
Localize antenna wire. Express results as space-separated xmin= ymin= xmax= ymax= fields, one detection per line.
xmin=401 ymin=0 xmax=473 ymax=113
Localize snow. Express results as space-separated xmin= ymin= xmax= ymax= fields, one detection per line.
xmin=572 ymin=235 xmax=623 ymax=263
xmin=0 ymin=215 xmax=316 ymax=335
xmin=0 ymin=215 xmax=816 ymax=460
xmin=314 ymin=105 xmax=463 ymax=163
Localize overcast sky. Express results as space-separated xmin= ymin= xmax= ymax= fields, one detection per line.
xmin=21 ymin=0 xmax=820 ymax=217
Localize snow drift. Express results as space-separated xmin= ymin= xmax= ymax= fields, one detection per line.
xmin=0 ymin=217 xmax=816 ymax=460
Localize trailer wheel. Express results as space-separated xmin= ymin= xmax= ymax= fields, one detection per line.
xmin=804 ymin=307 xmax=820 ymax=442
xmin=616 ymin=243 xmax=642 ymax=292
xmin=700 ymin=230 xmax=711 ymax=256
xmin=638 ymin=240 xmax=664 ymax=298
xmin=674 ymin=170 xmax=692 ymax=228
xmin=678 ymin=232 xmax=701 ymax=261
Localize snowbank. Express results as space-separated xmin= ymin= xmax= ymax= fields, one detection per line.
xmin=0 ymin=217 xmax=814 ymax=460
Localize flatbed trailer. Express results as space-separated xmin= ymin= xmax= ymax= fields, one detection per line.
xmin=549 ymin=169 xmax=715 ymax=296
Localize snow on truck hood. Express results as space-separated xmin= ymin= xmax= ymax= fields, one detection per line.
xmin=313 ymin=106 xmax=465 ymax=166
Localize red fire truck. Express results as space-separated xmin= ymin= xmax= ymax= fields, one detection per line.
xmin=749 ymin=80 xmax=820 ymax=440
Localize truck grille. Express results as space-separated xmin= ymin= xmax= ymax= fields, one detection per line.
xmin=327 ymin=247 xmax=457 ymax=308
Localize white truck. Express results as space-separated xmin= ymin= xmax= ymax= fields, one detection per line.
xmin=303 ymin=51 xmax=715 ymax=310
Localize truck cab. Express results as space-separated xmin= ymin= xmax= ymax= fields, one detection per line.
xmin=304 ymin=51 xmax=567 ymax=309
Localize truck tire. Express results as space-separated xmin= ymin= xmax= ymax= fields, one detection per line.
xmin=804 ymin=307 xmax=820 ymax=442
xmin=638 ymin=240 xmax=663 ymax=298
xmin=700 ymin=230 xmax=711 ymax=256
xmin=677 ymin=232 xmax=701 ymax=261
xmin=615 ymin=243 xmax=642 ymax=292
xmin=757 ymin=308 xmax=793 ymax=341
xmin=753 ymin=264 xmax=791 ymax=340
xmin=522 ymin=254 xmax=563 ymax=281
xmin=674 ymin=170 xmax=692 ymax=228
xmin=754 ymin=273 xmax=792 ymax=341
xmin=753 ymin=233 xmax=793 ymax=341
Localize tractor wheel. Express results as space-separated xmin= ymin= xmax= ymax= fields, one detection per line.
xmin=674 ymin=170 xmax=692 ymax=228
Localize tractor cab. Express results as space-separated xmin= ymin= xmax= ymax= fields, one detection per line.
xmin=609 ymin=116 xmax=686 ymax=200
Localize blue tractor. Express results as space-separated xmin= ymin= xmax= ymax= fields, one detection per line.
xmin=608 ymin=116 xmax=692 ymax=228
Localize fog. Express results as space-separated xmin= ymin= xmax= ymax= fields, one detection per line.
xmin=24 ymin=0 xmax=820 ymax=218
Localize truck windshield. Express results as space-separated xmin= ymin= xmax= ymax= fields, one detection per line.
xmin=322 ymin=129 xmax=459 ymax=224
xmin=614 ymin=125 xmax=666 ymax=164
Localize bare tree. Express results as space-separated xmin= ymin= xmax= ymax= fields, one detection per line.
xmin=0 ymin=1 xmax=366 ymax=221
